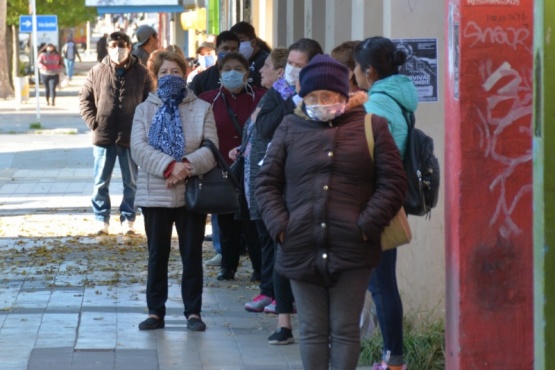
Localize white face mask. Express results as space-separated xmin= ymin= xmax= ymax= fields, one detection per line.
xmin=284 ymin=64 xmax=302 ymax=86
xmin=108 ymin=47 xmax=129 ymax=64
xmin=239 ymin=41 xmax=254 ymax=60
xmin=305 ymin=102 xmax=347 ymax=122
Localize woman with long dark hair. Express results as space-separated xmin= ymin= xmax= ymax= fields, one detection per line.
xmin=353 ymin=36 xmax=418 ymax=370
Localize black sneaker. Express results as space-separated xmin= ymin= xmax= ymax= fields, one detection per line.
xmin=138 ymin=317 xmax=164 ymax=330
xmin=217 ymin=269 xmax=235 ymax=281
xmin=187 ymin=317 xmax=207 ymax=331
xmin=268 ymin=327 xmax=294 ymax=345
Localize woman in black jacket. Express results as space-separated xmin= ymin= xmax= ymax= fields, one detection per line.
xmin=255 ymin=54 xmax=407 ymax=370
xmin=253 ymin=38 xmax=323 ymax=344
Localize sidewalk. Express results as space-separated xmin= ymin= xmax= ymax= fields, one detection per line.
xmin=0 ymin=60 xmax=373 ymax=370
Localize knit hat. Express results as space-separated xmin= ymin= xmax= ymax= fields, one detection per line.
xmin=298 ymin=54 xmax=350 ymax=99
xmin=135 ymin=25 xmax=156 ymax=47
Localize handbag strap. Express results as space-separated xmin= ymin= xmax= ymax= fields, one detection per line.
xmin=200 ymin=139 xmax=240 ymax=188
xmin=220 ymin=93 xmax=244 ymax=136
xmin=364 ymin=114 xmax=375 ymax=161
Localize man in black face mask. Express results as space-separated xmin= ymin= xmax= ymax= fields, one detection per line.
xmin=79 ymin=31 xmax=153 ymax=236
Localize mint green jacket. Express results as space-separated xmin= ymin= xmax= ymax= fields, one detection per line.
xmin=363 ymin=75 xmax=418 ymax=159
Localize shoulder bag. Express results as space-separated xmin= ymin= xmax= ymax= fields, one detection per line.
xmin=185 ymin=139 xmax=240 ymax=214
xmin=364 ymin=114 xmax=412 ymax=251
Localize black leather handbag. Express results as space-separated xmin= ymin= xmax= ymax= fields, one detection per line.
xmin=185 ymin=139 xmax=240 ymax=214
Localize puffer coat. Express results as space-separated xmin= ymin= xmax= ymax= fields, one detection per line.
xmin=79 ymin=54 xmax=152 ymax=147
xmin=131 ymin=91 xmax=218 ymax=208
xmin=255 ymin=94 xmax=407 ymax=287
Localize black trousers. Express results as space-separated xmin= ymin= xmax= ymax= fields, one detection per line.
xmin=41 ymin=74 xmax=59 ymax=102
xmin=142 ymin=206 xmax=206 ymax=319
xmin=218 ymin=212 xmax=261 ymax=273
xmin=255 ymin=219 xmax=275 ymax=297
xmin=274 ymin=246 xmax=295 ymax=314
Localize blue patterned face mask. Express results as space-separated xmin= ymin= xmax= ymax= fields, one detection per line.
xmin=221 ymin=70 xmax=246 ymax=91
xmin=148 ymin=75 xmax=187 ymax=160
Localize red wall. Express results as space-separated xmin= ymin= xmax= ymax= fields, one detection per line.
xmin=445 ymin=1 xmax=533 ymax=368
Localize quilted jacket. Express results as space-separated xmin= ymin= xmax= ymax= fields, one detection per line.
xmin=255 ymin=94 xmax=407 ymax=287
xmin=131 ymin=90 xmax=218 ymax=208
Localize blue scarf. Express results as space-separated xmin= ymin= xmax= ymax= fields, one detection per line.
xmin=148 ymin=75 xmax=187 ymax=161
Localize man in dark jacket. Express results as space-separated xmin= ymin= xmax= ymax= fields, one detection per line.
xmin=229 ymin=21 xmax=269 ymax=89
xmin=79 ymin=31 xmax=153 ymax=235
xmin=189 ymin=31 xmax=240 ymax=96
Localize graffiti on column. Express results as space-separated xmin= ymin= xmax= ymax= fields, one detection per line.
xmin=463 ymin=17 xmax=532 ymax=239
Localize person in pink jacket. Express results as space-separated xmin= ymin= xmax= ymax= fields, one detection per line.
xmin=37 ymin=43 xmax=63 ymax=106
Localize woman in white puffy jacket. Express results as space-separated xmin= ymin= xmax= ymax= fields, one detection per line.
xmin=130 ymin=51 xmax=218 ymax=333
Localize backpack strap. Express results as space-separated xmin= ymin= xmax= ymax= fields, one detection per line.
xmin=370 ymin=91 xmax=415 ymax=129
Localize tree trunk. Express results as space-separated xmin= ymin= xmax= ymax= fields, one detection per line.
xmin=0 ymin=0 xmax=14 ymax=99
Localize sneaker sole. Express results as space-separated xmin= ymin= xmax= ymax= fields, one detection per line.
xmin=244 ymin=306 xmax=266 ymax=313
xmin=268 ymin=337 xmax=295 ymax=345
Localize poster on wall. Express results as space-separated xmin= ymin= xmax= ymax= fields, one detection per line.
xmin=392 ymin=38 xmax=439 ymax=102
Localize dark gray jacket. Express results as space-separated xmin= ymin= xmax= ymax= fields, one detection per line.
xmin=79 ymin=54 xmax=152 ymax=147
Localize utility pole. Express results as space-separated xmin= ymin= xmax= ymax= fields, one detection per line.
xmin=30 ymin=0 xmax=40 ymax=122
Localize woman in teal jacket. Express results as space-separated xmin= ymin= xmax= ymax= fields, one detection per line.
xmin=353 ymin=36 xmax=418 ymax=370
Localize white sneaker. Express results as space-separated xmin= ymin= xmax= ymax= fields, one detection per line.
xmin=122 ymin=220 xmax=135 ymax=235
xmin=95 ymin=221 xmax=109 ymax=235
xmin=205 ymin=253 xmax=222 ymax=266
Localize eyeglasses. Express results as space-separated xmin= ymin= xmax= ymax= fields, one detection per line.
xmin=304 ymin=92 xmax=342 ymax=106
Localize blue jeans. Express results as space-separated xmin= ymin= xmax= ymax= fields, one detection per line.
xmin=211 ymin=214 xmax=221 ymax=254
xmin=92 ymin=145 xmax=137 ymax=223
xmin=291 ymin=268 xmax=372 ymax=370
xmin=368 ymin=248 xmax=404 ymax=366
xmin=64 ymin=59 xmax=75 ymax=79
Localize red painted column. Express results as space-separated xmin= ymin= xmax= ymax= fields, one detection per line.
xmin=445 ymin=1 xmax=533 ymax=368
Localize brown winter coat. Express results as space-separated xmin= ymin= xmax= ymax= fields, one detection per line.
xmin=79 ymin=55 xmax=153 ymax=147
xmin=255 ymin=92 xmax=407 ymax=287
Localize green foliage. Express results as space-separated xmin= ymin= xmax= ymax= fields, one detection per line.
xmin=7 ymin=0 xmax=97 ymax=28
xmin=29 ymin=122 xmax=42 ymax=129
xmin=359 ymin=314 xmax=445 ymax=369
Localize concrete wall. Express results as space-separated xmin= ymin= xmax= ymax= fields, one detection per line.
xmin=250 ymin=0 xmax=447 ymax=316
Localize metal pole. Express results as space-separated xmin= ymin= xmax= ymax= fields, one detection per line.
xmin=86 ymin=21 xmax=91 ymax=56
xmin=31 ymin=0 xmax=40 ymax=122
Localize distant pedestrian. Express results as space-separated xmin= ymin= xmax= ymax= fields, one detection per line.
xmin=79 ymin=31 xmax=153 ymax=235
xmin=132 ymin=25 xmax=158 ymax=65
xmin=62 ymin=37 xmax=82 ymax=81
xmin=37 ymin=43 xmax=63 ymax=106
xmin=96 ymin=33 xmax=108 ymax=63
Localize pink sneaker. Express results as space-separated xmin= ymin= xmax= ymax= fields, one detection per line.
xmin=244 ymin=294 xmax=273 ymax=312
xmin=263 ymin=300 xmax=277 ymax=314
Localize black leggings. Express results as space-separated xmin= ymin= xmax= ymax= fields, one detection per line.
xmin=41 ymin=74 xmax=59 ymax=102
